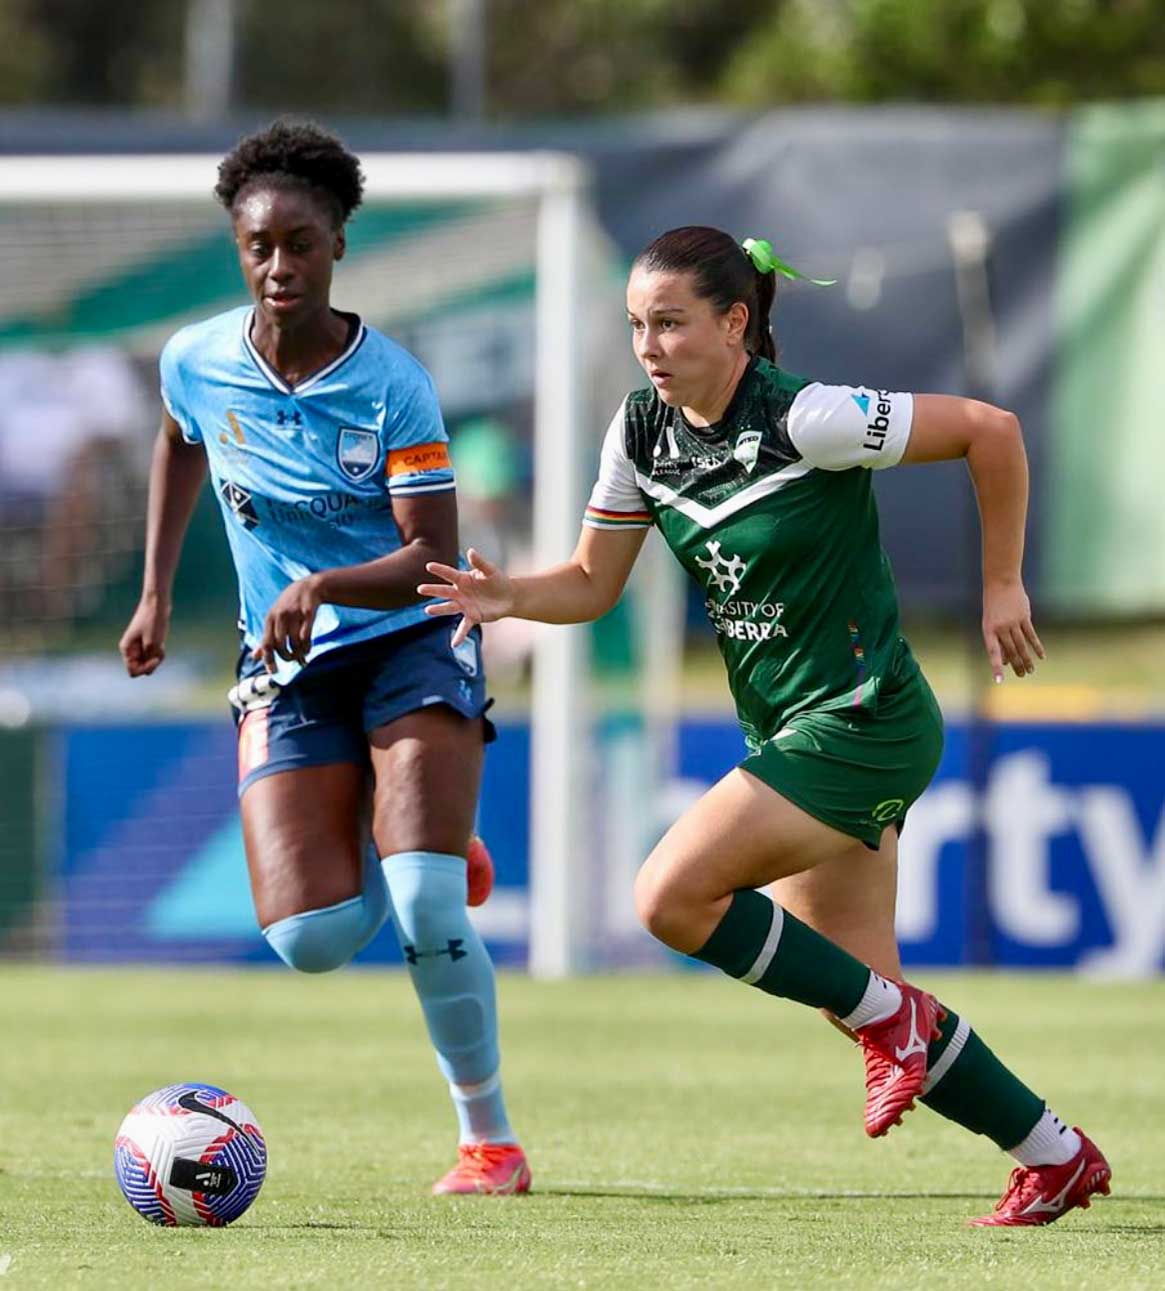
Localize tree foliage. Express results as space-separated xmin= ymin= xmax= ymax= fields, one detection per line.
xmin=236 ymin=0 xmax=446 ymax=115
xmin=2 ymin=0 xmax=182 ymax=106
xmin=4 ymin=0 xmax=1165 ymax=114
xmin=720 ymin=0 xmax=1165 ymax=107
xmin=480 ymin=0 xmax=764 ymax=114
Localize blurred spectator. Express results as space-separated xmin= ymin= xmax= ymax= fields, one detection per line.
xmin=0 ymin=346 xmax=150 ymax=634
xmin=449 ymin=415 xmax=533 ymax=682
xmin=449 ymin=415 xmax=526 ymax=557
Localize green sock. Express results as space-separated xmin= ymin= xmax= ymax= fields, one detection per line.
xmin=693 ymin=889 xmax=872 ymax=1016
xmin=920 ymin=1006 xmax=1045 ymax=1150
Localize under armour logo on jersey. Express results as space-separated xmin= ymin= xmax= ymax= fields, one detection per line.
xmin=695 ymin=540 xmax=746 ymax=596
xmin=275 ymin=409 xmax=303 ymax=429
xmin=403 ymin=940 xmax=468 ymax=964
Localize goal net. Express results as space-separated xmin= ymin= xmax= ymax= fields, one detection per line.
xmin=0 ymin=152 xmax=683 ymax=976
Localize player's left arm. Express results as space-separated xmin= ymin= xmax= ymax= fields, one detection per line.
xmin=902 ymin=393 xmax=1044 ymax=682
xmin=253 ymin=491 xmax=457 ymax=670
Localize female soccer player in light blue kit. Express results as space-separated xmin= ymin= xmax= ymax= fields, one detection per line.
xmin=119 ymin=120 xmax=529 ymax=1196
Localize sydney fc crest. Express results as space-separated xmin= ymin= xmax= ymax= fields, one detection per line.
xmin=733 ymin=430 xmax=762 ymax=474
xmin=337 ymin=428 xmax=379 ymax=482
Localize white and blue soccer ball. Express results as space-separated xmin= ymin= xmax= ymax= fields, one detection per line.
xmin=114 ymin=1083 xmax=267 ymax=1226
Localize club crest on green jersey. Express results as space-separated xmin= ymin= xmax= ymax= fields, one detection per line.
xmin=733 ymin=430 xmax=762 ymax=474
xmin=695 ymin=540 xmax=746 ymax=596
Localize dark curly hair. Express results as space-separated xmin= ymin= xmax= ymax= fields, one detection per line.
xmin=215 ymin=119 xmax=364 ymax=228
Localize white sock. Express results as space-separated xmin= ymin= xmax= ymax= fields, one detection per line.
xmin=839 ymin=972 xmax=902 ymax=1031
xmin=1010 ymin=1107 xmax=1082 ymax=1167
xmin=449 ymin=1072 xmax=515 ymax=1146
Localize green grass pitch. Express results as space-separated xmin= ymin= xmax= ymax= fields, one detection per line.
xmin=1 ymin=968 xmax=1161 ymax=1289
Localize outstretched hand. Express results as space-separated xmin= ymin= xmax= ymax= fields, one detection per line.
xmin=418 ymin=547 xmax=515 ymax=646
xmin=983 ymin=579 xmax=1045 ymax=682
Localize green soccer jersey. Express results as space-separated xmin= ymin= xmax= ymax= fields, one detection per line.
xmin=584 ymin=357 xmax=918 ymax=750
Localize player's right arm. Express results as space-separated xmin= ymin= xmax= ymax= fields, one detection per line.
xmin=420 ymin=525 xmax=647 ymax=645
xmin=118 ymin=410 xmax=207 ymax=677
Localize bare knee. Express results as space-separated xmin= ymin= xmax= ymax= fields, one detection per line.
xmin=633 ymin=861 xmax=717 ymax=954
xmin=633 ymin=866 xmax=673 ymax=943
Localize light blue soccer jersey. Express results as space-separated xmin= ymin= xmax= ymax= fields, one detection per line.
xmin=160 ymin=306 xmax=456 ymax=681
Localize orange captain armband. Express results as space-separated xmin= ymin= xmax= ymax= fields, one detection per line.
xmin=386 ymin=441 xmax=453 ymax=478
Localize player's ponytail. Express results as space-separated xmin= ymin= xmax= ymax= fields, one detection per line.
xmin=750 ymin=261 xmax=778 ymax=363
xmin=740 ymin=236 xmax=835 ymax=364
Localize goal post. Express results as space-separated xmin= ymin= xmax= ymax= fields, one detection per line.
xmin=0 ymin=150 xmax=677 ymax=978
xmin=529 ymin=160 xmax=591 ymax=978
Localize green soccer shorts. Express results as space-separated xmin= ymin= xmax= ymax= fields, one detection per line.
xmin=738 ymin=671 xmax=945 ymax=849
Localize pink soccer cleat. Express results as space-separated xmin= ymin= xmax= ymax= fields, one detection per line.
xmin=431 ymin=1143 xmax=531 ymax=1196
xmin=968 ymin=1130 xmax=1111 ymax=1227
xmin=857 ymin=981 xmax=945 ymax=1138
xmin=466 ymin=834 xmax=495 ymax=908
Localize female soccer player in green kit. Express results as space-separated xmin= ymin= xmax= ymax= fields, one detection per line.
xmin=419 ymin=225 xmax=1110 ymax=1226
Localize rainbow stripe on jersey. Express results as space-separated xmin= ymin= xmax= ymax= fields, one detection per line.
xmin=583 ymin=504 xmax=653 ymax=530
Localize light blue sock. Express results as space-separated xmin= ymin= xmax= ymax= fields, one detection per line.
xmin=383 ymin=851 xmax=516 ymax=1145
xmin=263 ymin=846 xmax=389 ymax=973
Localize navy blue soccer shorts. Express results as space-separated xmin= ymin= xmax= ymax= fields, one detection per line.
xmin=232 ymin=619 xmax=495 ymax=797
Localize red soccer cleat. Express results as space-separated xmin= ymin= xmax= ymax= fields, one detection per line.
xmin=466 ymin=834 xmax=494 ymax=908
xmin=968 ymin=1130 xmax=1111 ymax=1227
xmin=857 ymin=981 xmax=945 ymax=1138
xmin=431 ymin=1143 xmax=531 ymax=1196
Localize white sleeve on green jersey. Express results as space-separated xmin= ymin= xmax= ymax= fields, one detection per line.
xmin=583 ymin=400 xmax=653 ymax=529
xmin=787 ymin=382 xmax=913 ymax=471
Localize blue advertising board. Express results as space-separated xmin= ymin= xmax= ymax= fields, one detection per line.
xmin=54 ymin=717 xmax=1165 ymax=974
xmin=55 ymin=721 xmax=532 ymax=968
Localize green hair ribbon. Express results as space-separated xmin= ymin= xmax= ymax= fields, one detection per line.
xmin=741 ymin=237 xmax=835 ymax=287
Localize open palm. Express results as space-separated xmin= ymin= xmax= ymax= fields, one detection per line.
xmin=418 ymin=547 xmax=515 ymax=646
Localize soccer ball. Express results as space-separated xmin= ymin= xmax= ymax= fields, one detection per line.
xmin=113 ymin=1083 xmax=267 ymax=1226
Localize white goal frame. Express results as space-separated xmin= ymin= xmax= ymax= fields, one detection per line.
xmin=1 ymin=151 xmax=595 ymax=978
